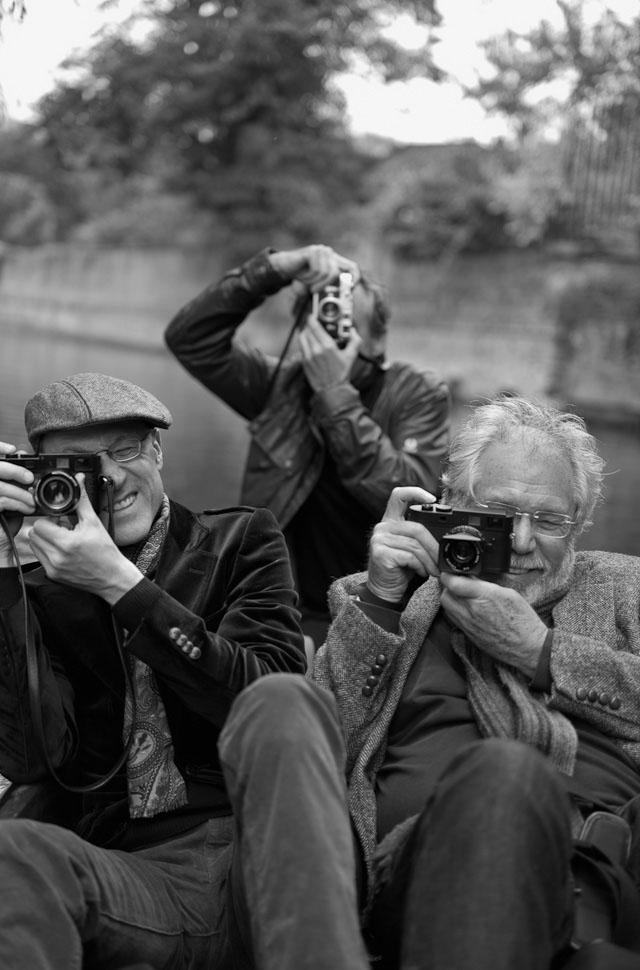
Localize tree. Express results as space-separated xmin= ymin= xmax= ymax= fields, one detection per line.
xmin=29 ymin=0 xmax=443 ymax=251
xmin=0 ymin=1 xmax=25 ymax=25
xmin=465 ymin=1 xmax=640 ymax=142
xmin=463 ymin=2 xmax=640 ymax=252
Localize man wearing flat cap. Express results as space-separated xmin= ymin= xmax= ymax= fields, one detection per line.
xmin=0 ymin=373 xmax=368 ymax=970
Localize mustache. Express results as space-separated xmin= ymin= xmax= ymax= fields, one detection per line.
xmin=509 ymin=556 xmax=545 ymax=570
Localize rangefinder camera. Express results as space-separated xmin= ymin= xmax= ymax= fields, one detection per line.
xmin=4 ymin=453 xmax=102 ymax=516
xmin=311 ymin=272 xmax=354 ymax=348
xmin=405 ymin=503 xmax=513 ymax=576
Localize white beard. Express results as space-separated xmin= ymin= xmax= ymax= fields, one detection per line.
xmin=499 ymin=542 xmax=577 ymax=609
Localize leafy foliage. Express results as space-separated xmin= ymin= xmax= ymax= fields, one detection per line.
xmin=466 ymin=1 xmax=640 ymax=141
xmin=21 ymin=0 xmax=441 ymax=251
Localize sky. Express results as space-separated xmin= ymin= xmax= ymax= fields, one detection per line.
xmin=0 ymin=0 xmax=637 ymax=144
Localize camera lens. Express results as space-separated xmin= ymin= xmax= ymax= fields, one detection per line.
xmin=441 ymin=527 xmax=483 ymax=574
xmin=34 ymin=471 xmax=80 ymax=515
xmin=318 ymin=297 xmax=340 ymax=323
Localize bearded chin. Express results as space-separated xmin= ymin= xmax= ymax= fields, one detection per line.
xmin=519 ymin=544 xmax=577 ymax=609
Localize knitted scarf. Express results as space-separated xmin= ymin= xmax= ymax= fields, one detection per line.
xmin=450 ymin=629 xmax=578 ymax=776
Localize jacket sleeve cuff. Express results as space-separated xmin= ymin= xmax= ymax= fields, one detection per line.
xmin=243 ymin=248 xmax=287 ymax=295
xmin=112 ymin=577 xmax=164 ymax=633
xmin=354 ymin=581 xmax=406 ymax=634
xmin=530 ymin=628 xmax=553 ymax=692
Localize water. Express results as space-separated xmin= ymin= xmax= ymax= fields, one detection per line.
xmin=3 ymin=323 xmax=639 ymax=556
xmin=2 ymin=325 xmax=249 ymax=513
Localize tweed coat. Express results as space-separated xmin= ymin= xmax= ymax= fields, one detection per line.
xmin=311 ymin=550 xmax=640 ymax=883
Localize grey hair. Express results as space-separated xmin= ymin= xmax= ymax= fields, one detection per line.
xmin=441 ymin=395 xmax=605 ymax=533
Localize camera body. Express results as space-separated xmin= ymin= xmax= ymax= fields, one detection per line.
xmin=5 ymin=453 xmax=102 ymax=516
xmin=311 ymin=272 xmax=354 ymax=348
xmin=405 ymin=503 xmax=513 ymax=576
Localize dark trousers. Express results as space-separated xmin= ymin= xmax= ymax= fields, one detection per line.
xmin=367 ymin=739 xmax=578 ymax=970
xmin=0 ymin=675 xmax=370 ymax=970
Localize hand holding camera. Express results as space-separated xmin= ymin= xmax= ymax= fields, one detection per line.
xmin=298 ymin=312 xmax=362 ymax=392
xmin=0 ymin=443 xmax=37 ymax=564
xmin=268 ymin=244 xmax=359 ymax=292
xmin=403 ymin=498 xmax=547 ymax=674
xmin=24 ymin=474 xmax=144 ymax=605
xmin=366 ymin=486 xmax=439 ymax=603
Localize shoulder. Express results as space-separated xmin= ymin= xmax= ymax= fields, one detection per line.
xmin=169 ymin=499 xmax=282 ymax=543
xmin=384 ymin=360 xmax=449 ymax=396
xmin=574 ymin=549 xmax=640 ymax=590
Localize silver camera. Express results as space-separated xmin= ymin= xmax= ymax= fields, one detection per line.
xmin=311 ymin=272 xmax=354 ymax=349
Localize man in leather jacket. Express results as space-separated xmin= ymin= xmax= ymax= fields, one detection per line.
xmin=165 ymin=244 xmax=451 ymax=648
xmin=0 ymin=372 xmax=367 ymax=970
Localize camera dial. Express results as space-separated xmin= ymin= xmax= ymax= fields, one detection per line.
xmin=441 ymin=525 xmax=483 ymax=574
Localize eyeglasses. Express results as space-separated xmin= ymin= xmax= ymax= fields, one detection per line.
xmin=96 ymin=433 xmax=152 ymax=463
xmin=479 ymin=501 xmax=577 ymax=538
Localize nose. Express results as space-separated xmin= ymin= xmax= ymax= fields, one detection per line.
xmin=510 ymin=513 xmax=537 ymax=554
xmin=99 ymin=454 xmax=127 ymax=487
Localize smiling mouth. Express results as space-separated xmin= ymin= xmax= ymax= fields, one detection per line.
xmin=102 ymin=492 xmax=136 ymax=514
xmin=507 ymin=565 xmax=542 ymax=576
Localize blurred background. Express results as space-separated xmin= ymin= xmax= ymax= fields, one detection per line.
xmin=0 ymin=0 xmax=639 ymax=555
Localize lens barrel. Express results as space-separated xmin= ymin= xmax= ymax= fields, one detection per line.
xmin=34 ymin=470 xmax=81 ymax=515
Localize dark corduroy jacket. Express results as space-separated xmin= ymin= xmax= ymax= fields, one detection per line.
xmin=0 ymin=499 xmax=305 ymax=844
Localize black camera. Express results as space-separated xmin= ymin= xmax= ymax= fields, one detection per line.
xmin=311 ymin=272 xmax=354 ymax=348
xmin=4 ymin=453 xmax=102 ymax=516
xmin=405 ymin=502 xmax=513 ymax=576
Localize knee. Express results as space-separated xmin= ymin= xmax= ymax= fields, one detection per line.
xmin=435 ymin=739 xmax=568 ymax=816
xmin=220 ymin=674 xmax=341 ymax=759
xmin=0 ymin=818 xmax=45 ymax=860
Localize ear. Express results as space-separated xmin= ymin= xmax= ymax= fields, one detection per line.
xmin=150 ymin=430 xmax=164 ymax=470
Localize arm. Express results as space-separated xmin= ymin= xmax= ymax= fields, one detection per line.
xmin=311 ymin=571 xmax=409 ymax=774
xmin=111 ymin=505 xmax=306 ymax=728
xmin=164 ymin=248 xmax=286 ymax=420
xmin=543 ymin=554 xmax=640 ymax=748
xmin=164 ymin=245 xmax=360 ymax=421
xmin=311 ymin=485 xmax=439 ymax=770
xmin=21 ymin=478 xmax=305 ymax=728
xmin=310 ymin=363 xmax=451 ymax=513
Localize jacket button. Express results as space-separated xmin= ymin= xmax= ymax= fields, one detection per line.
xmin=587 ymin=689 xmax=598 ymax=703
xmin=598 ymin=692 xmax=611 ymax=706
xmin=372 ymin=664 xmax=384 ymax=675
xmin=576 ymin=688 xmax=588 ymax=701
xmin=177 ymin=634 xmax=188 ymax=647
xmin=376 ymin=654 xmax=388 ymax=666
xmin=610 ymin=696 xmax=621 ymax=710
xmin=188 ymin=646 xmax=202 ymax=660
xmin=169 ymin=627 xmax=181 ymax=640
xmin=362 ymin=685 xmax=373 ymax=697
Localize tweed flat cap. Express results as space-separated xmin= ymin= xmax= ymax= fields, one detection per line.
xmin=25 ymin=373 xmax=173 ymax=447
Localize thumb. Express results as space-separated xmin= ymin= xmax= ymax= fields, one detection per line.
xmin=74 ymin=473 xmax=101 ymax=522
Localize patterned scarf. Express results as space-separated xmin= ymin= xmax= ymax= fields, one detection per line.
xmin=121 ymin=495 xmax=188 ymax=818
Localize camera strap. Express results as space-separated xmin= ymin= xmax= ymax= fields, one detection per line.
xmin=0 ymin=481 xmax=136 ymax=795
xmin=262 ymin=298 xmax=310 ymax=410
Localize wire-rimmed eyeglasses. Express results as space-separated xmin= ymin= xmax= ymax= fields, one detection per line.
xmin=95 ymin=432 xmax=152 ymax=464
xmin=479 ymin=501 xmax=577 ymax=538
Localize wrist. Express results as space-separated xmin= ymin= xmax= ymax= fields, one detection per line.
xmin=266 ymin=250 xmax=292 ymax=281
xmin=361 ymin=580 xmax=408 ymax=608
xmin=100 ymin=561 xmax=145 ymax=606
